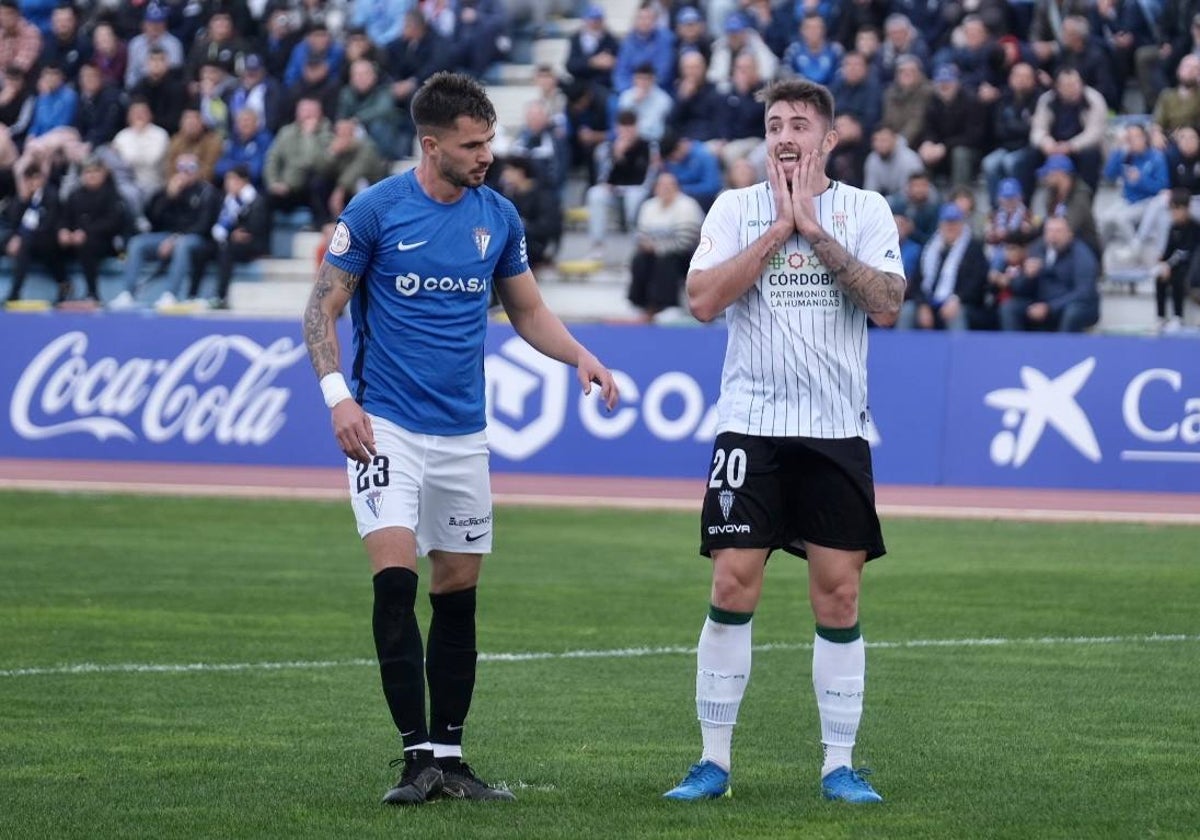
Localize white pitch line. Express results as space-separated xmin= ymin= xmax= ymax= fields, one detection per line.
xmin=1 ymin=634 xmax=1196 ymax=679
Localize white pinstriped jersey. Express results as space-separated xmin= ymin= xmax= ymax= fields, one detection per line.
xmin=689 ymin=180 xmax=904 ymax=439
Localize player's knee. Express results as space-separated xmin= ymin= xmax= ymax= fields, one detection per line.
xmin=711 ymin=566 xmax=759 ymax=612
xmin=812 ymin=580 xmax=859 ymax=627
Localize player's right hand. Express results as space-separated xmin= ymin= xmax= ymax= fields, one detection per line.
xmin=331 ymin=400 xmax=376 ymax=465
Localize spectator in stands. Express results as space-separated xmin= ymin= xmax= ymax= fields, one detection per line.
xmin=497 ymin=155 xmax=561 ymax=267
xmin=337 ymin=58 xmax=404 ymax=160
xmin=616 ymin=62 xmax=674 ymax=143
xmin=215 ymin=108 xmax=271 ymax=186
xmin=283 ymin=21 xmax=344 ymax=89
xmin=341 ymin=26 xmax=387 ymax=84
xmin=1029 ymin=0 xmax=1093 ymax=68
xmin=56 ymin=155 xmax=129 ymax=302
xmin=668 ymin=49 xmax=722 ymax=143
xmin=898 ymin=202 xmax=991 ymax=330
xmin=853 ymin=25 xmax=885 ymax=79
xmin=890 ymin=0 xmax=951 ymax=53
xmin=658 ymin=128 xmax=722 ymax=211
xmin=1031 ymin=153 xmax=1100 ymax=257
xmin=893 ymin=169 xmax=940 ymax=244
xmin=828 ymin=113 xmax=868 ymax=187
xmin=563 ymin=77 xmax=611 ymax=186
xmin=894 ymin=209 xmax=923 ymax=282
xmin=614 ymin=2 xmax=675 ymax=93
xmin=509 ymin=99 xmax=570 ymax=190
xmin=166 ymin=106 xmax=222 ymax=183
xmin=348 ymin=0 xmax=410 ymax=49
xmin=316 ymin=117 xmax=389 ymax=221
xmin=427 ymin=0 xmax=509 ymax=80
xmin=227 ymin=53 xmax=284 ymax=136
xmin=1151 ymin=187 xmax=1200 ymax=330
xmin=937 ymin=15 xmax=1005 ymax=98
xmin=532 ymin=64 xmax=568 ymax=129
xmin=1029 ymin=67 xmax=1107 ymax=191
xmin=585 ymin=108 xmax=653 ymax=258
xmin=261 ymin=9 xmax=301 ymax=82
xmin=864 ymin=124 xmax=924 ymax=200
xmin=726 ymin=156 xmax=758 ymax=189
xmin=0 ymin=63 xmax=32 ymax=148
xmin=40 ymin=5 xmax=86 ymax=82
xmin=673 ymin=6 xmax=712 ymax=67
xmin=711 ymin=51 xmax=766 ymax=174
xmin=125 ymin=4 xmax=183 ymax=90
xmin=1138 ymin=125 xmax=1200 ymax=255
xmin=1134 ymin=4 xmax=1199 ymax=111
xmin=1099 ymin=122 xmax=1169 ymax=263
xmin=287 ymin=51 xmax=341 ymax=123
xmin=781 ymin=13 xmax=843 ymax=87
xmin=1053 ymin=15 xmax=1120 ymax=109
xmin=984 ymin=177 xmax=1037 ymax=269
xmin=0 ymin=0 xmax=41 ymax=74
xmin=708 ymin=11 xmax=777 ymax=93
xmin=834 ymin=0 xmax=889 ymax=50
xmin=131 ymin=47 xmax=186 ymax=135
xmin=73 ymin=63 xmax=123 ymax=149
xmin=196 ymin=63 xmax=232 ymax=136
xmin=999 ymin=213 xmax=1100 ymax=332
xmin=918 ymin=63 xmax=986 ymax=189
xmin=387 ymin=10 xmax=449 ymax=151
xmin=879 ymin=14 xmax=929 ymax=83
xmin=185 ymin=8 xmax=245 ymax=87
xmin=981 ymin=61 xmax=1041 ymax=203
xmin=566 ymin=3 xmax=619 ymax=94
xmin=289 ymin=0 xmax=350 ymax=39
xmin=187 ymin=163 xmax=269 ymax=309
xmin=1153 ymin=54 xmax=1200 ymax=135
xmin=110 ymin=152 xmax=219 ymax=309
xmin=741 ymin=0 xmax=796 ymax=58
xmin=881 ymin=54 xmax=932 ymax=149
xmin=829 ymin=50 xmax=883 ymax=134
xmin=111 ymin=97 xmax=170 ymax=218
xmin=88 ymin=22 xmax=126 ymax=90
xmin=2 ymin=164 xmax=66 ymax=303
xmin=627 ymin=169 xmax=702 ymax=322
xmin=26 ymin=60 xmax=76 ymax=140
xmin=265 ymin=96 xmax=333 ymax=224
xmin=1092 ymin=0 xmax=1158 ymax=107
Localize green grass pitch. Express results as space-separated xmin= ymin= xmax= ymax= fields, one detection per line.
xmin=1 ymin=491 xmax=1197 ymax=839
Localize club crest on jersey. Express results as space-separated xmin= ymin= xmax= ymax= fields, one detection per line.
xmin=365 ymin=489 xmax=383 ymax=518
xmin=832 ymin=211 xmax=847 ymax=240
xmin=473 ymin=227 xmax=491 ymax=259
xmin=718 ymin=489 xmax=735 ymax=521
xmin=329 ymin=221 xmax=351 ymax=256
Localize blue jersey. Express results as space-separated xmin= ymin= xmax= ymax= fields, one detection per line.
xmin=323 ymin=170 xmax=529 ymax=435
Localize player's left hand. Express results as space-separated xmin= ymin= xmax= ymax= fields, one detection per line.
xmin=576 ymin=350 xmax=619 ymax=411
xmin=789 ymin=150 xmax=824 ymax=240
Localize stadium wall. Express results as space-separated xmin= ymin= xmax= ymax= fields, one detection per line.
xmin=2 ymin=313 xmax=1197 ymax=493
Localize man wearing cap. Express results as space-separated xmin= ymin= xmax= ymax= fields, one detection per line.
xmin=674 ymin=7 xmax=712 ymax=67
xmin=899 ymin=202 xmax=990 ymax=330
xmin=126 ymin=4 xmax=183 ymax=89
xmin=566 ymin=4 xmax=619 ymax=92
xmin=998 ymin=213 xmax=1100 ymax=333
xmin=1031 ymin=153 xmax=1101 ymax=258
xmin=614 ymin=4 xmax=675 ymax=93
xmin=917 ymin=63 xmax=986 ymax=189
xmin=228 ymin=53 xmax=285 ymax=135
xmin=708 ymin=11 xmax=777 ymax=93
xmin=109 ymin=152 xmax=220 ymax=310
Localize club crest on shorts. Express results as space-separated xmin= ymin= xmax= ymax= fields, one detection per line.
xmin=365 ymin=489 xmax=383 ymax=518
xmin=718 ymin=489 xmax=735 ymax=521
xmin=473 ymin=227 xmax=491 ymax=259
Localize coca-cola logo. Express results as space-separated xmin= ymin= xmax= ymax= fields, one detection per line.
xmin=11 ymin=331 xmax=308 ymax=445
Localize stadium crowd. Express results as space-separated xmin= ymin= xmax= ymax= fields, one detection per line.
xmin=0 ymin=0 xmax=1198 ymax=329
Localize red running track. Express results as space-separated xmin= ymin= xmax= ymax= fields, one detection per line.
xmin=1 ymin=458 xmax=1197 ymax=524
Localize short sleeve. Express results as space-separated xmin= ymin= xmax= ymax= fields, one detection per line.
xmin=689 ymin=189 xmax=744 ymax=273
xmin=855 ymin=190 xmax=906 ymax=278
xmin=495 ymin=199 xmax=531 ymax=280
xmin=323 ymin=188 xmax=382 ymax=277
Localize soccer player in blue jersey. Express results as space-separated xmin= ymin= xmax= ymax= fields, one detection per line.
xmin=302 ymin=72 xmax=619 ymax=806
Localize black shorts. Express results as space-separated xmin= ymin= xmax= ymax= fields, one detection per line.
xmin=699 ymin=432 xmax=886 ymax=561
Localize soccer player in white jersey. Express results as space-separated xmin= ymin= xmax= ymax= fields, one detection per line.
xmin=663 ymin=78 xmax=905 ymax=804
xmin=302 ymin=72 xmax=619 ymax=806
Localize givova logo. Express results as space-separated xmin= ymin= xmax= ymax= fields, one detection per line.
xmin=484 ymin=338 xmax=569 ymax=460
xmin=984 ymin=358 xmax=1102 ymax=467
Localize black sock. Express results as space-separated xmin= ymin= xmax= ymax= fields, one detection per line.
xmin=426 ymin=587 xmax=478 ymax=747
xmin=372 ymin=567 xmax=428 ymax=749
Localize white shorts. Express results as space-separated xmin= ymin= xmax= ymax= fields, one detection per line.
xmin=347 ymin=414 xmax=493 ymax=556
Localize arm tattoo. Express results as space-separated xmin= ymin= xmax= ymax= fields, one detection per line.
xmin=808 ymin=232 xmax=905 ymax=316
xmin=302 ymin=262 xmax=360 ymax=378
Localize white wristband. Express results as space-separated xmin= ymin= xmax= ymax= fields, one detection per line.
xmin=320 ymin=372 xmax=353 ymax=409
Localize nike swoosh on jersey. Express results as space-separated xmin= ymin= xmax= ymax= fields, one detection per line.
xmin=465 ymin=531 xmax=489 ymax=542
xmin=396 ymin=240 xmax=429 ymax=251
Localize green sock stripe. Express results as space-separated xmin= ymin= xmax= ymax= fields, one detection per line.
xmin=815 ymin=622 xmax=861 ymax=643
xmin=708 ymin=605 xmax=753 ymax=625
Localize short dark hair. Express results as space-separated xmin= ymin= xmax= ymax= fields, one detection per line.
xmin=410 ymin=71 xmax=496 ymax=137
xmin=228 ymin=163 xmax=252 ymax=182
xmin=755 ymin=78 xmax=835 ymax=129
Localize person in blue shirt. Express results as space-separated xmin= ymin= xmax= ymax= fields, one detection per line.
xmin=302 ymin=71 xmax=618 ymax=807
xmin=659 ymin=129 xmax=723 ymax=211
xmin=613 ymin=3 xmax=675 ymax=92
xmin=27 ymin=61 xmax=77 ymax=139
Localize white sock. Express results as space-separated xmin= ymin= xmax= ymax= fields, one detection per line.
xmin=432 ymin=743 xmax=462 ymax=759
xmin=695 ymin=615 xmax=752 ymax=772
xmin=812 ymin=629 xmax=865 ymax=779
